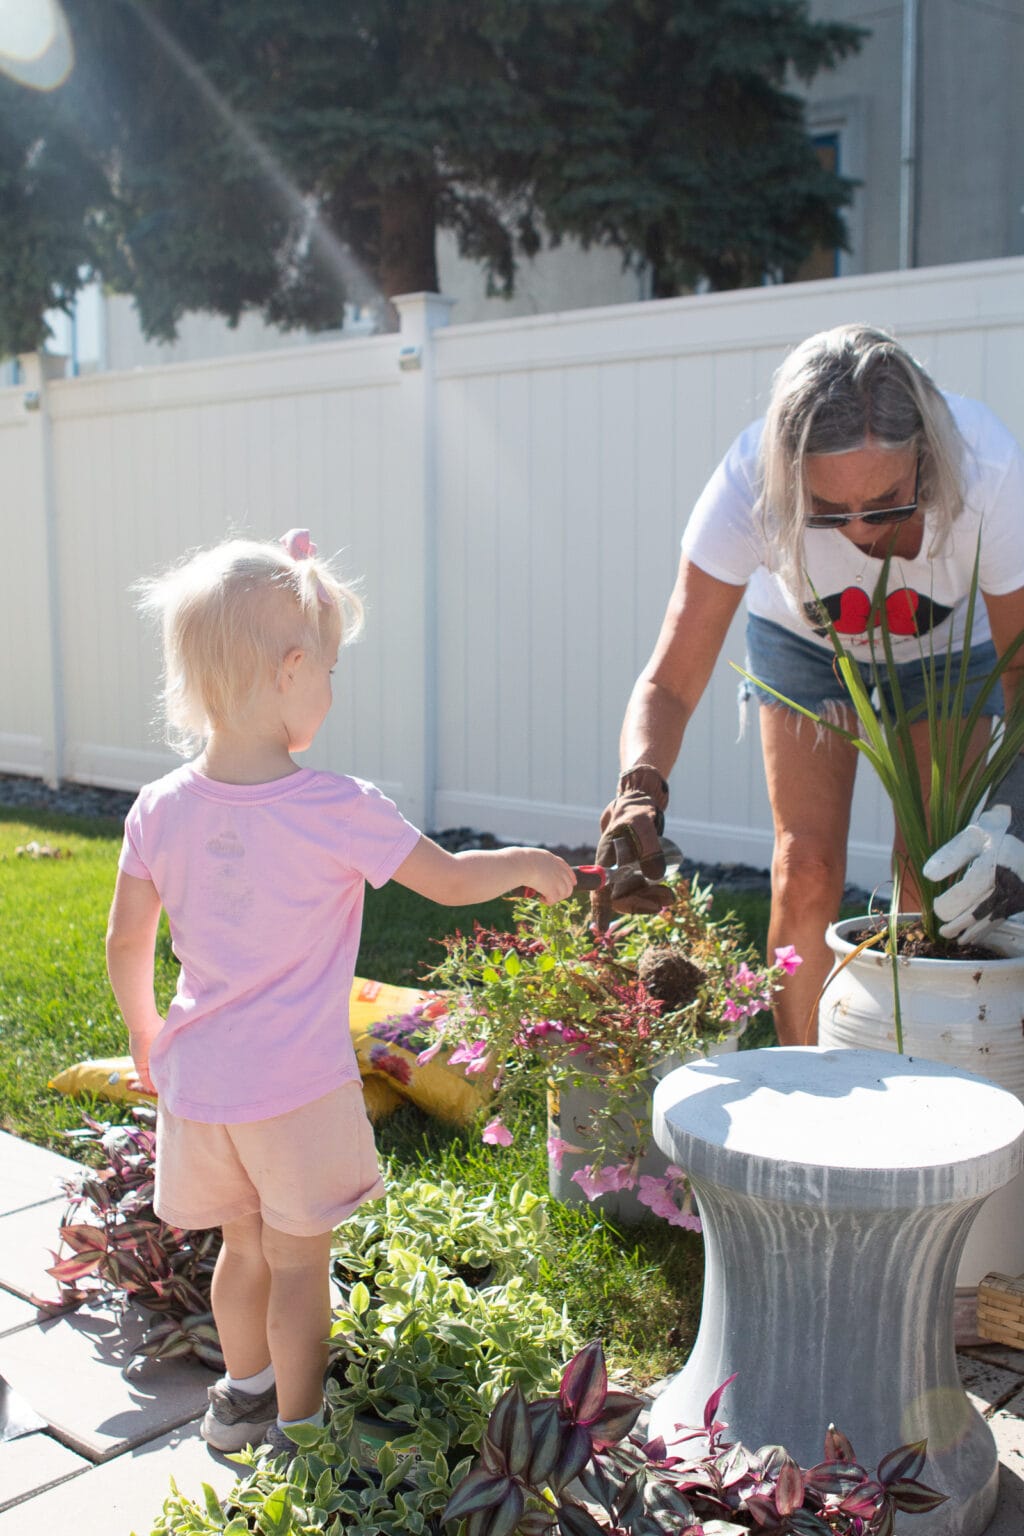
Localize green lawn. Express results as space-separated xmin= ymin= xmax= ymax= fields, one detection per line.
xmin=0 ymin=803 xmax=784 ymax=1380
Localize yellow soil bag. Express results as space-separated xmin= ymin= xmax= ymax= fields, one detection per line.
xmin=49 ymin=977 xmax=484 ymax=1127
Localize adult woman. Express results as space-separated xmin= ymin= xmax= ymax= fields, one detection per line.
xmin=597 ymin=324 xmax=1024 ymax=1046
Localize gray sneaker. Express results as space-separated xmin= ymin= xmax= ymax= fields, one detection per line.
xmin=261 ymin=1419 xmax=296 ymax=1459
xmin=201 ymin=1378 xmax=278 ymax=1452
xmin=260 ymin=1409 xmax=327 ymax=1461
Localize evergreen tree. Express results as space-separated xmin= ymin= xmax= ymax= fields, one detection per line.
xmin=0 ymin=0 xmax=863 ymax=348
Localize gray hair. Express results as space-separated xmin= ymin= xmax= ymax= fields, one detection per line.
xmin=758 ymin=324 xmax=965 ymax=594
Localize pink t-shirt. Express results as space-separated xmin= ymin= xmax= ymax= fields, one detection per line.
xmin=118 ymin=764 xmax=421 ymax=1123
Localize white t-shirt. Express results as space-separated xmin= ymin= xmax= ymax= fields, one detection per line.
xmin=681 ymin=394 xmax=1024 ymax=662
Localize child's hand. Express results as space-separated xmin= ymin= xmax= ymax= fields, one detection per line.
xmin=128 ymin=1032 xmax=158 ymax=1095
xmin=518 ymin=850 xmax=577 ymax=905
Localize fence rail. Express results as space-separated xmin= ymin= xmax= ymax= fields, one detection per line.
xmin=4 ymin=260 xmax=1024 ymax=889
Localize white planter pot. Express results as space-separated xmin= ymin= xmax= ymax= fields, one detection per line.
xmin=819 ymin=916 xmax=1024 ymax=1288
xmin=546 ymin=1032 xmax=742 ymax=1223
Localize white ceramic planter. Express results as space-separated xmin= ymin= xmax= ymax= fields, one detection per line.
xmin=818 ymin=916 xmax=1024 ymax=1288
xmin=546 ymin=1031 xmax=741 ymax=1222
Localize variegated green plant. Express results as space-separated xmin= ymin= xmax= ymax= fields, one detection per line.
xmin=330 ymin=1175 xmax=551 ymax=1293
xmin=327 ymin=1246 xmax=576 ymax=1464
xmin=148 ymin=1430 xmax=457 ymax=1536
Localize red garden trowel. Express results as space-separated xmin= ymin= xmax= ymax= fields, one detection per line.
xmin=523 ymin=837 xmax=682 ymax=897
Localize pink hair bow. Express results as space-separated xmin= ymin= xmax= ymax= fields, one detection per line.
xmin=279 ymin=528 xmax=331 ymax=605
xmin=280 ymin=528 xmax=318 ymax=559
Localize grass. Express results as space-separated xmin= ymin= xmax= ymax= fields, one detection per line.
xmin=0 ymin=806 xmax=514 ymax=1150
xmin=0 ymin=802 xmax=785 ymax=1380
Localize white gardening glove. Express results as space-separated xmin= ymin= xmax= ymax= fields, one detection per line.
xmin=923 ymin=779 xmax=1024 ymax=945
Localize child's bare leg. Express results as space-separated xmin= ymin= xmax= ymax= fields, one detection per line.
xmin=262 ymin=1224 xmax=332 ymax=1422
xmin=212 ymin=1212 xmax=272 ymax=1376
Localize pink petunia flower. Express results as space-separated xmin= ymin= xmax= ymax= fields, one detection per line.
xmin=773 ymin=945 xmax=803 ymax=975
xmin=730 ymin=962 xmax=759 ymax=991
xmin=570 ymin=1162 xmax=638 ymax=1200
xmin=637 ymin=1173 xmax=702 ymax=1230
xmin=482 ymin=1117 xmax=513 ymax=1147
xmin=721 ymin=997 xmax=745 ymax=1024
xmin=416 ymin=1040 xmax=444 ymax=1066
xmin=449 ymin=1039 xmax=488 ymax=1067
xmin=547 ymin=1135 xmax=582 ymax=1170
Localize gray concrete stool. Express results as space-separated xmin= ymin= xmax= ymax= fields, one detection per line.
xmin=648 ymin=1047 xmax=1024 ymax=1536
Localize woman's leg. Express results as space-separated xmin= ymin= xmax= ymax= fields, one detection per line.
xmin=211 ymin=1211 xmax=272 ymax=1378
xmin=261 ymin=1224 xmax=333 ymax=1423
xmin=760 ymin=704 xmax=859 ymax=1046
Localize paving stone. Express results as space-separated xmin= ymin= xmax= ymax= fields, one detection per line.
xmin=957 ymin=1354 xmax=1023 ymax=1410
xmin=0 ymin=1303 xmax=213 ymax=1461
xmin=0 ymin=1287 xmax=40 ymax=1337
xmin=0 ymin=1418 xmax=241 ymax=1536
xmin=0 ymin=1431 xmax=89 ymax=1514
xmin=978 ymin=1426 xmax=1024 ymax=1536
xmin=0 ymin=1132 xmax=83 ymax=1217
xmin=962 ymin=1341 xmax=1024 ymax=1375
xmin=0 ymin=1196 xmax=72 ymax=1303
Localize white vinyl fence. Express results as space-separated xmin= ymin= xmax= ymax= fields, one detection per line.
xmin=3 ymin=259 xmax=1024 ymax=890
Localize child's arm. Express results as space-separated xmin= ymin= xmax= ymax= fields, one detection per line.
xmin=106 ymin=869 xmax=165 ymax=1094
xmin=392 ymin=836 xmax=576 ymax=907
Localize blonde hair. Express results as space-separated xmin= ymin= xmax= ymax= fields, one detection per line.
xmin=136 ymin=534 xmax=364 ymax=754
xmin=758 ymin=324 xmax=966 ymax=594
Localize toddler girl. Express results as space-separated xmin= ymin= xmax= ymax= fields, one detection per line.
xmin=105 ymin=530 xmax=574 ymax=1458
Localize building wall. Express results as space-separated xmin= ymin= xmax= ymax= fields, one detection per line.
xmin=807 ymin=0 xmax=1024 ymax=272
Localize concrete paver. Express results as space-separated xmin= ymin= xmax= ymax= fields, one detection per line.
xmin=0 ymin=1131 xmax=83 ymax=1218
xmin=0 ymin=1290 xmax=39 ymax=1336
xmin=0 ymin=1432 xmax=90 ymax=1514
xmin=0 ymin=1197 xmax=74 ymax=1304
xmin=980 ymin=1437 xmax=1024 ymax=1535
xmin=0 ymin=1420 xmax=239 ymax=1536
xmin=958 ymin=1355 xmax=1024 ymax=1410
xmin=0 ymin=1302 xmax=213 ymax=1461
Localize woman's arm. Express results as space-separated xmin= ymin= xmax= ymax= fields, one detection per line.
xmin=985 ymin=586 xmax=1024 ymax=713
xmin=106 ymin=869 xmax=165 ymax=1093
xmin=620 ymin=555 xmax=747 ymax=774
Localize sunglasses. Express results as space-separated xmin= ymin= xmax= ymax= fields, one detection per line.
xmin=805 ymin=457 xmax=920 ymax=531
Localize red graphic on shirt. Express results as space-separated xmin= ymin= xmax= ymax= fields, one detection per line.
xmin=833 ymin=588 xmax=918 ymax=635
xmin=805 ymin=589 xmax=952 ymax=640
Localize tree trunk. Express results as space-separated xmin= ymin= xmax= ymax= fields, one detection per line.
xmin=378 ymin=181 xmax=440 ymax=323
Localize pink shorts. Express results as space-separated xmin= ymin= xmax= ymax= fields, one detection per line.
xmin=154 ymin=1081 xmax=385 ymax=1238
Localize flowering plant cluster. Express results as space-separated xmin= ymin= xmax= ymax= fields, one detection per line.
xmin=444 ymin=1340 xmax=945 ymax=1536
xmin=418 ymin=878 xmax=800 ymax=1224
xmin=38 ymin=1108 xmax=222 ymax=1367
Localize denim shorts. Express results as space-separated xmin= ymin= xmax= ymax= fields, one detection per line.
xmin=739 ymin=613 xmax=1004 ymax=720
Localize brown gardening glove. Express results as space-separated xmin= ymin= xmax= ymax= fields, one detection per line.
xmin=591 ymin=764 xmax=675 ymax=929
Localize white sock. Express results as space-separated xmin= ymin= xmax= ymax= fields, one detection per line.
xmin=225 ymin=1363 xmax=276 ymax=1395
xmin=278 ymin=1407 xmax=325 ymax=1430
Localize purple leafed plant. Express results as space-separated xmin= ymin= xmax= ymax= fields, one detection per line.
xmin=35 ymin=1108 xmax=223 ymax=1369
xmin=442 ymin=1341 xmax=946 ymax=1536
